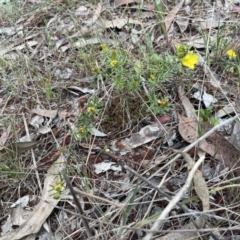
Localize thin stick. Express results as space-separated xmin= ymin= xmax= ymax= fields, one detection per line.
xmin=62 ymin=169 xmax=93 ymax=238
xmin=143 ymin=155 xmax=205 ymax=240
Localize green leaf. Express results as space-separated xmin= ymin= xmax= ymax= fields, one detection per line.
xmin=0 ymin=162 xmax=10 ymax=171
xmin=117 ymin=183 xmax=139 ymax=237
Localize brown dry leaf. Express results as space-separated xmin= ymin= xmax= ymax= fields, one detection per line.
xmin=0 ymin=154 xmax=65 ymax=240
xmin=178 ymin=114 xmax=240 ymax=173
xmin=181 ymin=152 xmax=209 ymax=211
xmin=178 ymin=115 xmax=198 ymax=143
xmin=111 ymin=124 xmax=167 ymax=153
xmin=114 ymin=0 xmax=137 ymax=8
xmin=150 ymin=115 xmax=171 ymax=125
xmin=79 ymin=143 xmax=101 ymax=150
xmin=194 ymin=170 xmax=209 ymax=211
xmin=31 ymin=109 xmax=70 ymax=119
xmin=164 ymin=0 xmax=184 ymax=32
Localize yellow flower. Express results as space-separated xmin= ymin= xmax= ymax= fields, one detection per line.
xmin=79 ymin=127 xmax=85 ymax=134
xmin=181 ymin=51 xmax=198 ymax=69
xmin=110 ymin=60 xmax=118 ymax=67
xmin=150 ymin=74 xmax=155 ymax=80
xmin=87 ymin=106 xmax=95 ymax=112
xmin=54 ymin=183 xmax=63 ymax=192
xmin=100 ymin=43 xmax=108 ymax=52
xmin=226 ymin=49 xmax=237 ymax=59
xmin=158 ymin=99 xmax=168 ymax=107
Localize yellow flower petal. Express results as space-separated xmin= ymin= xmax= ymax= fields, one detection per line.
xmin=110 ymin=60 xmax=118 ymax=67
xmin=181 ymin=52 xmax=198 ymax=69
xmin=87 ymin=106 xmax=95 ymax=112
xmin=79 ymin=127 xmax=85 ymax=134
xmin=54 ymin=183 xmax=63 ymax=191
xmin=158 ymin=99 xmax=168 ymax=107
xmin=226 ymin=49 xmax=237 ymax=59
xmin=150 ymin=74 xmax=155 ymax=80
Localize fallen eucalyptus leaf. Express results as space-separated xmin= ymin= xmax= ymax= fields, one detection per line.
xmin=5 ymin=141 xmax=39 ymax=154
xmin=90 ymin=127 xmax=107 ymax=137
xmin=178 ymin=114 xmax=240 ymax=173
xmin=94 ymin=161 xmax=122 ymax=174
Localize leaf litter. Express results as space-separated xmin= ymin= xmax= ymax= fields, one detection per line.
xmin=0 ymin=0 xmax=240 ymax=239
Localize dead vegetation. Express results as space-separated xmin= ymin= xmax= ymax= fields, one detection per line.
xmin=1 ymin=0 xmax=240 ymax=239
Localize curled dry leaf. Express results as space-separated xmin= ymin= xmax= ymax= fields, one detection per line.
xmin=178 ymin=114 xmax=240 ymax=173
xmin=31 ymin=109 xmax=71 ymax=119
xmin=89 ymin=127 xmax=107 ymax=137
xmin=111 ymin=124 xmax=167 ymax=153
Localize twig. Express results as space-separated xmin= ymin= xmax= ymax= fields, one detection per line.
xmin=62 ymin=169 xmax=93 ymax=238
xmin=143 ymin=155 xmax=205 ymax=240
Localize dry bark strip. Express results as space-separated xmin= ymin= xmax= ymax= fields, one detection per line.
xmin=178 ymin=114 xmax=240 ymax=173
